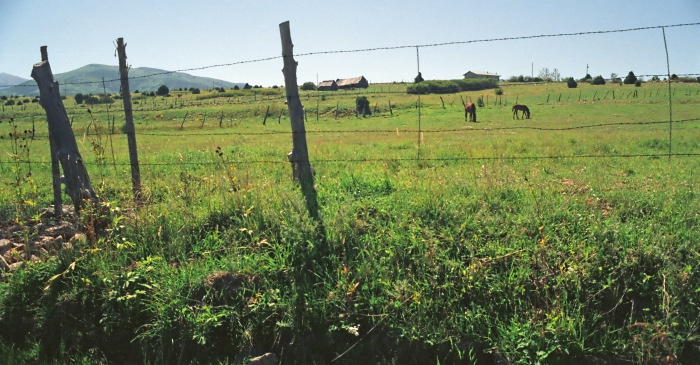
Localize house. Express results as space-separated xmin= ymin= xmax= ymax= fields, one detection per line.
xmin=336 ymin=76 xmax=369 ymax=89
xmin=463 ymin=71 xmax=500 ymax=80
xmin=317 ymin=80 xmax=338 ymax=91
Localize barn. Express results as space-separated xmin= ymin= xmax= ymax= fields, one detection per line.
xmin=317 ymin=80 xmax=338 ymax=91
xmin=463 ymin=71 xmax=500 ymax=80
xmin=336 ymin=76 xmax=369 ymax=89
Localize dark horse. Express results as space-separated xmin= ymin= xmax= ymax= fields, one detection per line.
xmin=512 ymin=104 xmax=531 ymax=119
xmin=464 ymin=102 xmax=477 ymax=122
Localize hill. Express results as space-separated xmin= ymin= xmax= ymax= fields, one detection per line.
xmin=0 ymin=64 xmax=244 ymax=97
xmin=0 ymin=73 xmax=29 ymax=90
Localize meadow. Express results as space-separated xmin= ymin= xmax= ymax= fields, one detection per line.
xmin=0 ymin=80 xmax=698 ymax=364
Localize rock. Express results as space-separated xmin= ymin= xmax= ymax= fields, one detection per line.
xmin=43 ymin=222 xmax=77 ymax=238
xmin=0 ymin=239 xmax=13 ymax=254
xmin=54 ymin=236 xmax=64 ymax=250
xmin=249 ymin=352 xmax=278 ymax=365
xmin=0 ymin=255 xmax=10 ymax=271
xmin=9 ymin=262 xmax=25 ymax=271
xmin=69 ymin=233 xmax=86 ymax=246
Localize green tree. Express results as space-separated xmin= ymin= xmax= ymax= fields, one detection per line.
xmin=156 ymin=85 xmax=170 ymax=96
xmin=580 ymin=74 xmax=592 ymax=82
xmin=623 ymin=71 xmax=637 ymax=85
xmin=566 ymin=77 xmax=578 ymax=88
xmin=300 ymin=82 xmax=316 ymax=91
xmin=75 ymin=93 xmax=84 ymax=104
xmin=414 ymin=72 xmax=424 ymax=83
xmin=243 ymin=83 xmax=252 ymax=90
xmin=591 ymin=75 xmax=606 ymax=85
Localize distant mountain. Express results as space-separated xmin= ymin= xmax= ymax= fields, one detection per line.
xmin=0 ymin=64 xmax=244 ymax=97
xmin=0 ymin=73 xmax=29 ymax=90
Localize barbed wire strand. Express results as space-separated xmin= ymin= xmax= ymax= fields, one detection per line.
xmin=3 ymin=117 xmax=699 ymax=140
xmin=1 ymin=152 xmax=699 ymax=168
xmin=1 ymin=22 xmax=699 ymax=88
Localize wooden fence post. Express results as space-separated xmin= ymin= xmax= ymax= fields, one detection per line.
xmin=32 ymin=46 xmax=99 ymax=211
xmin=116 ymin=37 xmax=142 ymax=204
xmin=279 ymin=21 xmax=319 ymax=221
xmin=263 ymin=105 xmax=270 ymax=125
xmin=180 ymin=112 xmax=188 ymax=130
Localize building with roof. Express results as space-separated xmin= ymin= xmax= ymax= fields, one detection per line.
xmin=317 ymin=80 xmax=338 ymax=91
xmin=336 ymin=76 xmax=369 ymax=89
xmin=463 ymin=71 xmax=500 ymax=80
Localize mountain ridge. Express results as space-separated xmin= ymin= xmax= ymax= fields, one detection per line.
xmin=0 ymin=73 xmax=30 ymax=90
xmin=0 ymin=64 xmax=244 ymax=97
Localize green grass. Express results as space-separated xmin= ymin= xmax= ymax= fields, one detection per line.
xmin=0 ymin=81 xmax=699 ymax=364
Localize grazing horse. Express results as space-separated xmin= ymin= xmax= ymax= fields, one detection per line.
xmin=464 ymin=102 xmax=477 ymax=122
xmin=512 ymin=104 xmax=531 ymax=119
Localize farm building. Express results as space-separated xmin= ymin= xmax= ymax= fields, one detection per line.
xmin=463 ymin=71 xmax=500 ymax=80
xmin=317 ymin=80 xmax=338 ymax=91
xmin=336 ymin=76 xmax=369 ymax=89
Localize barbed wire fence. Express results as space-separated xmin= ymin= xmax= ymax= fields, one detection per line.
xmin=0 ymin=22 xmax=699 ymax=205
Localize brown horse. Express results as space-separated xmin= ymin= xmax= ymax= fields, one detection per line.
xmin=464 ymin=103 xmax=477 ymax=122
xmin=512 ymin=104 xmax=530 ymax=119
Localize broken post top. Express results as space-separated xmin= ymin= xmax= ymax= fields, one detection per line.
xmin=40 ymin=46 xmax=48 ymax=61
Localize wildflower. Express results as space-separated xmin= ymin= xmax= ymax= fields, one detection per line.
xmin=347 ymin=325 xmax=360 ymax=336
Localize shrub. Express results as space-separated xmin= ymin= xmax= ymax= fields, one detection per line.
xmin=4 ymin=100 xmax=14 ymax=106
xmin=75 ymin=93 xmax=84 ymax=104
xmin=156 ymin=85 xmax=169 ymax=96
xmin=623 ymin=71 xmax=638 ymax=85
xmin=635 ymin=80 xmax=642 ymax=87
xmin=85 ymin=95 xmax=100 ymax=105
xmin=580 ymin=74 xmax=592 ymax=83
xmin=355 ymin=96 xmax=371 ymax=116
xmin=566 ymin=77 xmax=578 ymax=88
xmin=414 ymin=72 xmax=424 ymax=83
xmin=494 ymin=87 xmax=503 ymax=95
xmin=300 ymin=82 xmax=316 ymax=91
xmin=591 ymin=75 xmax=606 ymax=85
xmin=99 ymin=94 xmax=113 ymax=104
xmin=191 ymin=88 xmax=201 ymax=94
xmin=406 ymin=78 xmax=497 ymax=94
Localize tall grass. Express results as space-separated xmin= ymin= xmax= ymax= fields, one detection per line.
xmin=0 ymin=82 xmax=698 ymax=363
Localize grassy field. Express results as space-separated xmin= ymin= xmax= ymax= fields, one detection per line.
xmin=0 ymin=80 xmax=699 ymax=364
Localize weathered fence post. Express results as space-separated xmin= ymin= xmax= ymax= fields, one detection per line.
xmin=116 ymin=37 xmax=142 ymax=204
xmin=263 ymin=105 xmax=270 ymax=125
xmin=31 ymin=46 xmax=99 ymax=211
xmin=279 ymin=21 xmax=319 ymax=220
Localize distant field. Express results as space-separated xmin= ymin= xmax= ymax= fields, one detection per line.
xmin=0 ymin=80 xmax=698 ymax=364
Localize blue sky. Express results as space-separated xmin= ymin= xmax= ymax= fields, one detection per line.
xmin=1 ymin=0 xmax=698 ymax=87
